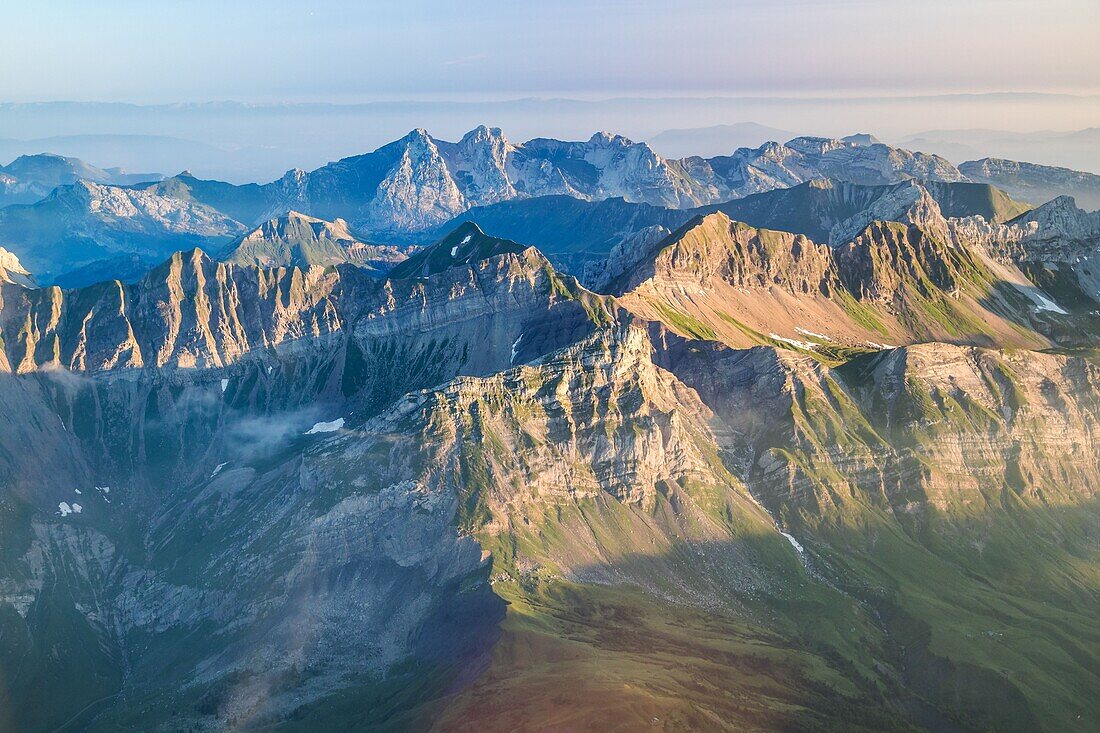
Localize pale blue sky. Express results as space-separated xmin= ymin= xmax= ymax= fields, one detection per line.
xmin=2 ymin=0 xmax=1097 ymax=103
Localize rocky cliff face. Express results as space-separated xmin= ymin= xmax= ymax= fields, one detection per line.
xmin=949 ymin=196 xmax=1100 ymax=316
xmin=0 ymin=245 xmax=616 ymax=731
xmin=245 ymin=321 xmax=1100 ymax=733
xmin=1009 ymin=194 xmax=1100 ymax=242
xmin=0 ymin=247 xmax=33 ymax=287
xmin=0 ymin=241 xmax=603 ymax=379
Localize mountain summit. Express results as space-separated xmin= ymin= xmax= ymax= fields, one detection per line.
xmin=223 ymin=211 xmax=409 ymax=271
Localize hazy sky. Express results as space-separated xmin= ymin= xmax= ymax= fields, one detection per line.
xmin=3 ymin=0 xmax=1098 ymax=102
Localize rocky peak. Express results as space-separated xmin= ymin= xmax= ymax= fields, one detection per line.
xmin=245 ymin=210 xmax=348 ymax=241
xmin=610 ymin=211 xmax=836 ymax=297
xmin=388 ymin=221 xmax=533 ymax=280
xmin=833 ymin=219 xmax=964 ymax=302
xmin=459 ymin=125 xmax=509 ymax=148
xmin=829 ymin=181 xmax=948 ymax=246
xmin=367 ymin=130 xmax=466 ymax=231
xmin=262 ymin=168 xmax=312 ymax=220
xmin=401 ymin=127 xmax=435 ymax=146
xmin=588 ymin=131 xmax=634 ymax=147
xmin=446 ymin=126 xmax=517 ymax=206
xmin=1011 ymin=195 xmax=1100 ymax=241
xmin=277 ymin=168 xmax=308 ymax=186
xmin=224 ymin=211 xmax=407 ymax=271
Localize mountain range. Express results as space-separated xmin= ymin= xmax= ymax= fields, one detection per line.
xmin=0 ymin=179 xmax=245 ymax=284
xmin=2 ymin=127 xmax=1099 ymax=289
xmin=124 ymin=128 xmax=968 ymax=238
xmin=0 ymin=153 xmax=161 ymax=207
xmin=0 ymin=120 xmax=1099 ymax=731
xmin=0 ymin=158 xmax=1098 ymax=731
xmin=898 ymin=127 xmax=1100 ymax=178
xmin=420 ymin=178 xmax=1033 ymax=281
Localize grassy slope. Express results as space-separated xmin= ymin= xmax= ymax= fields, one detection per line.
xmin=425 ymin=338 xmax=1099 ymax=733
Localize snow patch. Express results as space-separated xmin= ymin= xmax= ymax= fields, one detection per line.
xmin=450 ymin=246 xmax=459 ymax=257
xmin=220 ymin=379 xmax=229 ymax=393
xmin=1015 ymin=285 xmax=1069 ymax=315
xmin=510 ymin=334 xmax=523 ymax=364
xmin=742 ymin=485 xmax=808 ymax=562
xmin=461 ymin=234 xmax=473 ymax=245
xmin=211 ymin=462 xmax=227 ymax=477
xmin=769 ymin=333 xmax=817 ymax=351
xmin=795 ymin=327 xmax=831 ymax=342
xmin=74 ymin=489 xmax=81 ymax=495
xmin=305 ymin=418 xmax=345 ymax=435
xmin=58 ymin=502 xmax=73 ymax=516
xmin=781 ymin=532 xmax=804 ymax=554
xmin=71 ymin=503 xmax=82 ymax=514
